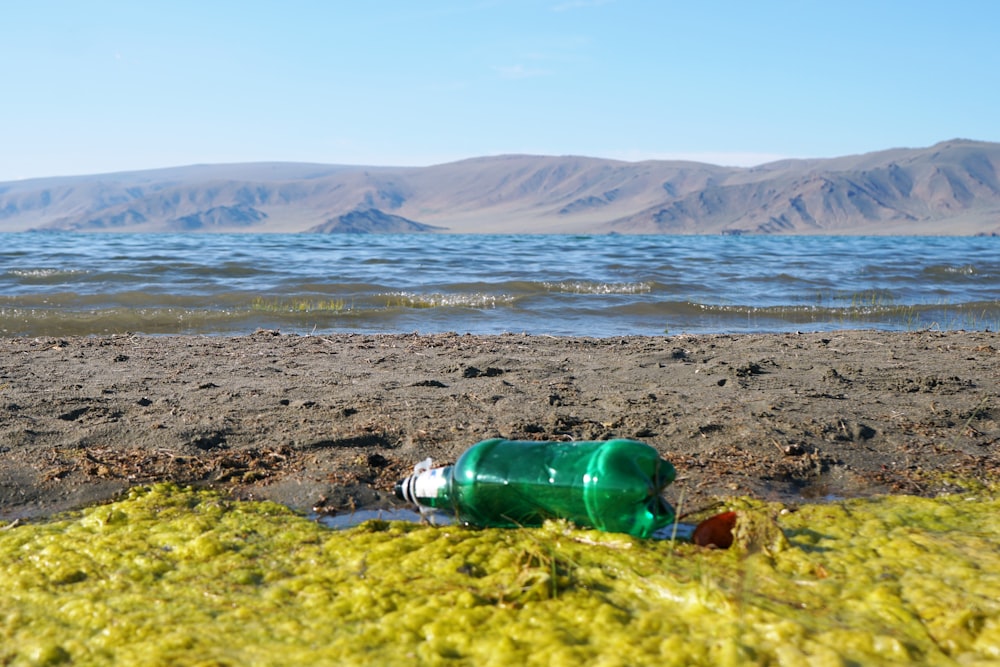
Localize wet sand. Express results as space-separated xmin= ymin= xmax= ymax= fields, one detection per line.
xmin=2 ymin=330 xmax=998 ymax=521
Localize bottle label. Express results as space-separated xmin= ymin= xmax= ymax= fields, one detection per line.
xmin=413 ymin=467 xmax=450 ymax=501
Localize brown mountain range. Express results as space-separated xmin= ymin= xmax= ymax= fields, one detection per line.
xmin=1 ymin=139 xmax=998 ymax=234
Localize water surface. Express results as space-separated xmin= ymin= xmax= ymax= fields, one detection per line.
xmin=2 ymin=233 xmax=997 ymax=336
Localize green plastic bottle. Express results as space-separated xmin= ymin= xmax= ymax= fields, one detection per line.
xmin=394 ymin=438 xmax=676 ymax=538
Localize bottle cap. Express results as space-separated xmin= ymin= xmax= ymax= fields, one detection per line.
xmin=395 ymin=458 xmax=435 ymax=505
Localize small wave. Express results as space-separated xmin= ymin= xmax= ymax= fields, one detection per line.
xmin=382 ymin=291 xmax=518 ymax=309
xmin=540 ymin=281 xmax=653 ymax=295
xmin=6 ymin=268 xmax=89 ymax=280
xmin=250 ymin=297 xmax=350 ymax=313
xmin=187 ymin=261 xmax=273 ymax=278
xmin=922 ymin=264 xmax=977 ymax=278
xmin=683 ymin=301 xmax=1000 ymax=330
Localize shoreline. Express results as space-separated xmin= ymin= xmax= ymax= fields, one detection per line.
xmin=2 ymin=329 xmax=998 ymax=521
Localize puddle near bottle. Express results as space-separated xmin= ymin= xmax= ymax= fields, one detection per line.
xmin=651 ymin=522 xmax=697 ymax=541
xmin=311 ymin=507 xmax=453 ymax=529
xmin=312 ymin=506 xmax=699 ymax=540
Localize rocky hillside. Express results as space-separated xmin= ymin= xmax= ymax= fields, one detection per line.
xmin=1 ymin=139 xmax=998 ymax=234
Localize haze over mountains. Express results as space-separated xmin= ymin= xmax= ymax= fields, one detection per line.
xmin=1 ymin=139 xmax=998 ymax=235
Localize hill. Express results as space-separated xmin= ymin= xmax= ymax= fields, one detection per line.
xmin=1 ymin=139 xmax=998 ymax=234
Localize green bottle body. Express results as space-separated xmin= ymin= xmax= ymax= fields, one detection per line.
xmin=402 ymin=439 xmax=676 ymax=538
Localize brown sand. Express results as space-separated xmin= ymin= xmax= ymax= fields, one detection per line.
xmin=2 ymin=330 xmax=998 ymax=522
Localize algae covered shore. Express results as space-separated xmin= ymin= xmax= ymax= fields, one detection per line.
xmin=2 ymin=484 xmax=999 ymax=665
xmin=1 ymin=330 xmax=999 ymax=663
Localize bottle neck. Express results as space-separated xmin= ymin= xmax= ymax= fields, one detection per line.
xmin=396 ymin=465 xmax=453 ymax=509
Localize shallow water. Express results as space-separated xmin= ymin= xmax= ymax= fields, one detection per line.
xmin=314 ymin=508 xmax=700 ymax=540
xmin=313 ymin=507 xmax=438 ymax=528
xmin=2 ymin=233 xmax=998 ymax=336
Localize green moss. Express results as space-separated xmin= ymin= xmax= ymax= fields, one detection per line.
xmin=2 ymin=484 xmax=999 ymax=665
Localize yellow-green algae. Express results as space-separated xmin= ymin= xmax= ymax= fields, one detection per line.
xmin=2 ymin=484 xmax=999 ymax=666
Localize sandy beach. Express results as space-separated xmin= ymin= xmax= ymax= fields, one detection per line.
xmin=2 ymin=329 xmax=998 ymax=521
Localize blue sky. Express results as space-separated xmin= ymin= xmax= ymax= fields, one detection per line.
xmin=2 ymin=0 xmax=998 ymax=181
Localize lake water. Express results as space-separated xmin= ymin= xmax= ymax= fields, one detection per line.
xmin=1 ymin=233 xmax=997 ymax=337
